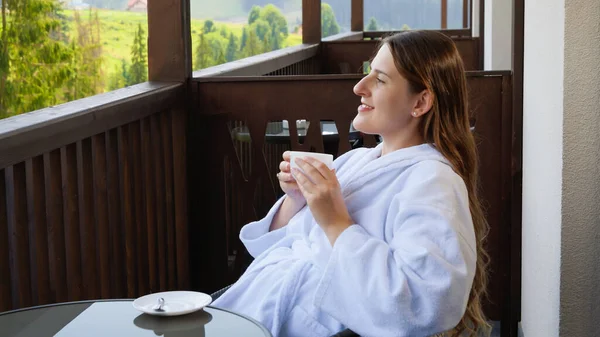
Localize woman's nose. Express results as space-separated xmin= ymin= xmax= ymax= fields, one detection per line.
xmin=353 ymin=77 xmax=369 ymax=97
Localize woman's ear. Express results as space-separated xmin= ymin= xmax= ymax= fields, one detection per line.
xmin=412 ymin=90 xmax=434 ymax=117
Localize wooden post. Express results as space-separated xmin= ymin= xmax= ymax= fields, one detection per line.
xmin=302 ymin=0 xmax=321 ymax=44
xmin=463 ymin=0 xmax=469 ymax=28
xmin=441 ymin=0 xmax=448 ymax=29
xmin=147 ymin=0 xmax=192 ymax=82
xmin=351 ymin=0 xmax=364 ymax=32
xmin=479 ymin=0 xmax=484 ymax=69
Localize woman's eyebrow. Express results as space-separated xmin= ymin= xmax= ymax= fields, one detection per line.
xmin=373 ymin=68 xmax=391 ymax=78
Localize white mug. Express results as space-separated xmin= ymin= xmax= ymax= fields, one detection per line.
xmin=288 ymin=151 xmax=334 ymax=172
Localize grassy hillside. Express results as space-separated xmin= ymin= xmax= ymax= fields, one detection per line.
xmin=62 ymin=8 xmax=302 ymax=91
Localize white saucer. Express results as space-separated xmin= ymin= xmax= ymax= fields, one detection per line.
xmin=132 ymin=291 xmax=212 ymax=316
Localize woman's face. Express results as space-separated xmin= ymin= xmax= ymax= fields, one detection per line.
xmin=352 ymin=44 xmax=430 ymax=148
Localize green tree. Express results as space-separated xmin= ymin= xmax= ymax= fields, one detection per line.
xmin=65 ymin=9 xmax=104 ymax=101
xmin=210 ymin=38 xmax=227 ymax=66
xmin=250 ymin=19 xmax=271 ymax=41
xmin=259 ymin=4 xmax=287 ymax=50
xmin=401 ymin=24 xmax=411 ymax=31
xmin=225 ymin=33 xmax=238 ymax=62
xmin=248 ymin=5 xmax=261 ymax=25
xmin=128 ymin=23 xmax=147 ymax=85
xmin=321 ymin=3 xmax=340 ymax=38
xmin=240 ymin=27 xmax=248 ymax=51
xmin=194 ymin=33 xmax=213 ymax=69
xmin=219 ymin=26 xmax=228 ymax=38
xmin=0 ymin=0 xmax=76 ymax=118
xmin=367 ymin=17 xmax=379 ymax=31
xmin=203 ymin=19 xmax=215 ymax=34
xmin=108 ymin=60 xmax=130 ymax=91
xmin=242 ymin=29 xmax=261 ymax=58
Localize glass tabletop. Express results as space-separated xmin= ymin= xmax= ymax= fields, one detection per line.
xmin=0 ymin=300 xmax=272 ymax=337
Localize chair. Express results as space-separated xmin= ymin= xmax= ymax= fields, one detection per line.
xmin=210 ymin=285 xmax=359 ymax=337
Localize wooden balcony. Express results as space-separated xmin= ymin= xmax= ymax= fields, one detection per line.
xmin=0 ymin=0 xmax=523 ymax=336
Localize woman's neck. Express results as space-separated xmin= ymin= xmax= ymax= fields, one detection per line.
xmin=380 ymin=133 xmax=425 ymax=156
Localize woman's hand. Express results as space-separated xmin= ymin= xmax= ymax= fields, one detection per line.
xmin=292 ymin=157 xmax=354 ymax=245
xmin=277 ymin=151 xmax=306 ymax=205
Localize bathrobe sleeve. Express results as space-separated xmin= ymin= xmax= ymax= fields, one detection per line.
xmin=313 ymin=162 xmax=478 ymax=337
xmin=239 ymin=196 xmax=288 ymax=258
xmin=240 ymin=148 xmax=365 ymax=259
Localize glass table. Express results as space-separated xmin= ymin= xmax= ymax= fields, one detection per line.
xmin=0 ymin=300 xmax=272 ymax=337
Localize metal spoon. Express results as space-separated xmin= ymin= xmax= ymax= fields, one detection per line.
xmin=153 ymin=297 xmax=165 ymax=312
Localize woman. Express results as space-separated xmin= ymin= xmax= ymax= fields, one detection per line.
xmin=212 ymin=30 xmax=490 ymax=337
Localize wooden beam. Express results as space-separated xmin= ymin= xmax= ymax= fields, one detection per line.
xmin=441 ymin=0 xmax=448 ymax=29
xmin=510 ymin=0 xmax=524 ymax=334
xmin=351 ymin=0 xmax=364 ymax=32
xmin=147 ymin=0 xmax=192 ymax=81
xmin=303 ymin=0 xmax=321 ymax=44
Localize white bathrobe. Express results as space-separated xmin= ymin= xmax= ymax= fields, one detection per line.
xmin=212 ymin=143 xmax=477 ymax=337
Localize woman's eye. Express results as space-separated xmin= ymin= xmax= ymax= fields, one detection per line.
xmin=376 ymin=77 xmax=385 ymax=84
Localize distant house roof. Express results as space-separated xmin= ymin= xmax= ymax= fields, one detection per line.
xmin=127 ymin=0 xmax=147 ymax=10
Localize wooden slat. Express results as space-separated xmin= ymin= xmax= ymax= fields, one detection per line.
xmin=77 ymin=139 xmax=98 ymax=300
xmin=171 ymin=109 xmax=189 ymax=290
xmin=118 ymin=126 xmax=137 ymax=298
xmin=6 ymin=163 xmax=33 ymax=308
xmin=130 ymin=121 xmax=148 ymax=296
xmin=46 ymin=150 xmax=68 ymax=303
xmin=60 ymin=145 xmax=82 ymax=302
xmin=92 ymin=134 xmax=111 ymax=299
xmin=302 ymin=0 xmax=321 ymax=44
xmin=141 ymin=118 xmax=158 ymax=293
xmin=161 ymin=112 xmax=177 ymax=290
xmin=150 ymin=114 xmax=168 ymax=291
xmin=351 ymin=0 xmax=363 ymax=32
xmin=106 ymin=130 xmax=125 ymax=298
xmin=0 ymin=169 xmax=12 ymax=311
xmin=26 ymin=156 xmax=50 ymax=305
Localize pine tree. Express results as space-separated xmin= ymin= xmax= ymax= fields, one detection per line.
xmin=240 ymin=27 xmax=248 ymax=51
xmin=128 ymin=23 xmax=147 ymax=85
xmin=225 ymin=33 xmax=238 ymax=62
xmin=65 ymin=8 xmax=104 ymax=100
xmin=367 ymin=17 xmax=379 ymax=31
xmin=242 ymin=29 xmax=261 ymax=58
xmin=108 ymin=60 xmax=129 ymax=91
xmin=0 ymin=0 xmax=76 ymax=118
xmin=194 ymin=33 xmax=213 ymax=70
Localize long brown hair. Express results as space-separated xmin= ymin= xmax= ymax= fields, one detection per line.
xmin=382 ymin=31 xmax=491 ymax=336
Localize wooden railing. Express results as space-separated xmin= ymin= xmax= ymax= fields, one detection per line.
xmin=320 ymin=37 xmax=482 ymax=73
xmin=191 ymin=71 xmax=515 ymax=325
xmin=363 ymin=29 xmax=473 ymax=39
xmin=0 ymin=83 xmax=189 ymax=311
xmin=0 ymin=40 xmax=334 ymax=312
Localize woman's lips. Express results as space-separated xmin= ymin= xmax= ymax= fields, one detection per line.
xmin=358 ymin=103 xmax=374 ymax=112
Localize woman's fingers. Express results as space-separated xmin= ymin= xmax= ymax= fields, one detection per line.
xmin=277 ymin=171 xmax=295 ymax=182
xmin=279 ymin=160 xmax=290 ymax=173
